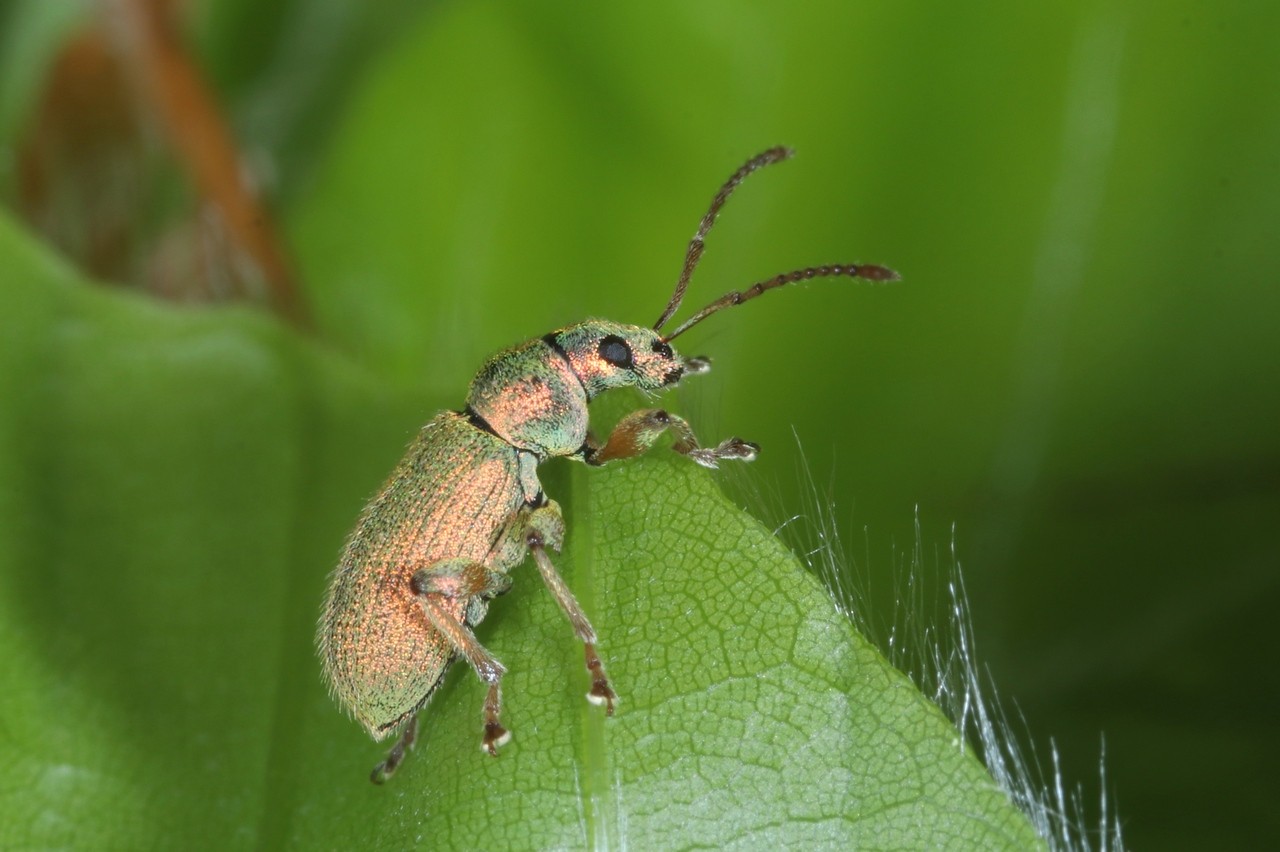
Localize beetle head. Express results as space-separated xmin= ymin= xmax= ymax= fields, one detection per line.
xmin=548 ymin=320 xmax=699 ymax=399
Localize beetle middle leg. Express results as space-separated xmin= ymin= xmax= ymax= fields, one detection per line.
xmin=408 ymin=559 xmax=514 ymax=757
xmin=523 ymin=504 xmax=618 ymax=713
xmin=585 ymin=408 xmax=759 ymax=468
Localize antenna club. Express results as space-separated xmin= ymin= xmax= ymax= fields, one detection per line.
xmin=857 ymin=264 xmax=901 ymax=282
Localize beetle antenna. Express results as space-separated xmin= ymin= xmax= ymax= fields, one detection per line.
xmin=662 ymin=262 xmax=900 ymax=342
xmin=653 ymin=146 xmax=794 ymax=333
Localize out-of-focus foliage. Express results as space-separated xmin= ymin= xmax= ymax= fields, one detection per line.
xmin=2 ymin=1 xmax=1277 ymax=848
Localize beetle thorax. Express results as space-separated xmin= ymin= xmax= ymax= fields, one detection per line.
xmin=548 ymin=320 xmax=685 ymax=396
xmin=466 ymin=338 xmax=590 ymax=458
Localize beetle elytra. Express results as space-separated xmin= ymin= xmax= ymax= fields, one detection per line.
xmin=317 ymin=147 xmax=898 ymax=782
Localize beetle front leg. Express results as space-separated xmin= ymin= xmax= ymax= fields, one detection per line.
xmin=524 ymin=505 xmax=618 ymax=713
xmin=408 ymin=560 xmax=513 ymax=758
xmin=585 ymin=408 xmax=759 ymax=469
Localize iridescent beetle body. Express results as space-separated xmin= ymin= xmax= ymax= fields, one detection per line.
xmin=320 ymin=413 xmax=528 ymax=739
xmin=318 ymin=148 xmax=898 ymax=782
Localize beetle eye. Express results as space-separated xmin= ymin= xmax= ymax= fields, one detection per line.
xmin=651 ymin=339 xmax=674 ymax=360
xmin=597 ymin=335 xmax=634 ymax=368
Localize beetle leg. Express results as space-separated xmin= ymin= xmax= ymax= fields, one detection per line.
xmin=408 ymin=561 xmax=512 ymax=756
xmin=524 ymin=506 xmax=617 ymax=714
xmin=371 ymin=713 xmax=418 ymax=784
xmin=411 ymin=558 xmax=512 ymax=599
xmin=584 ymin=408 xmax=759 ymax=469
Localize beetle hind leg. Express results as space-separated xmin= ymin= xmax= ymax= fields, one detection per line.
xmin=371 ymin=714 xmax=419 ymax=784
xmin=409 ymin=560 xmax=513 ymax=757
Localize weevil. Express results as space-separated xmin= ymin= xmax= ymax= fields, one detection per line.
xmin=318 ymin=146 xmax=898 ymax=782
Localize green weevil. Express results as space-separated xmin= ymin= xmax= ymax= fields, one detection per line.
xmin=318 ymin=146 xmax=898 ymax=783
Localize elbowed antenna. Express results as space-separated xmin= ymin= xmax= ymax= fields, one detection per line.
xmin=661 ymin=262 xmax=900 ymax=342
xmin=653 ymin=146 xmax=794 ymax=334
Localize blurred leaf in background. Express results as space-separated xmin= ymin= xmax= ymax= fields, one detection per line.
xmin=3 ymin=0 xmax=1278 ymax=848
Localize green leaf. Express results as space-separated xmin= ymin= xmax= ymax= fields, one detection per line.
xmin=0 ymin=213 xmax=1039 ymax=847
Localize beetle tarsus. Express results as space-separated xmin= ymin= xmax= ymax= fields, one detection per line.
xmin=479 ymin=679 xmax=509 ymax=755
xmin=483 ymin=721 xmax=511 ymax=755
xmin=687 ymin=436 xmax=761 ymax=468
xmin=585 ymin=643 xmax=617 ymax=715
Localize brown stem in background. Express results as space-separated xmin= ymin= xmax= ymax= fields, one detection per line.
xmin=103 ymin=0 xmax=311 ymax=328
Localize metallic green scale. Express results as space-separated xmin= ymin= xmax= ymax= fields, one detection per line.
xmin=316 ymin=147 xmax=898 ymax=783
xmin=319 ymin=411 xmax=532 ymax=738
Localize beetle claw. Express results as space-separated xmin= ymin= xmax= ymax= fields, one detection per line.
xmin=483 ymin=722 xmax=511 ymax=755
xmin=587 ymin=683 xmax=618 ymax=715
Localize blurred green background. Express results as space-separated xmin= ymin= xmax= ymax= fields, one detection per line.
xmin=3 ymin=0 xmax=1278 ymax=848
